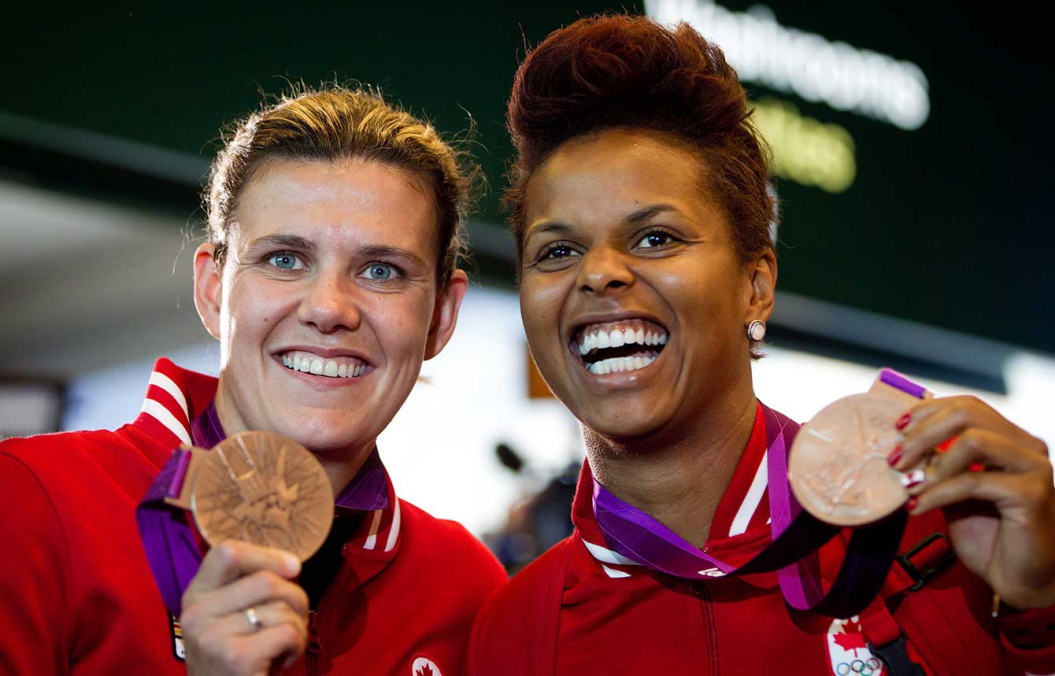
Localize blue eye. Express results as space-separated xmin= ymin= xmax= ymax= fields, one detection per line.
xmin=363 ymin=263 xmax=397 ymax=281
xmin=267 ymin=253 xmax=304 ymax=270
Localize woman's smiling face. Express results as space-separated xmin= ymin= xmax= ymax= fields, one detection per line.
xmin=194 ymin=158 xmax=465 ymax=455
xmin=518 ymin=128 xmax=771 ymax=441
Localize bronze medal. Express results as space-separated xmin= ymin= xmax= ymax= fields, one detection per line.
xmin=789 ymin=393 xmax=910 ymax=527
xmin=187 ymin=432 xmax=334 ymax=561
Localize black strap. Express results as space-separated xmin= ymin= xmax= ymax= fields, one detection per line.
xmin=868 ymin=634 xmax=926 ymax=676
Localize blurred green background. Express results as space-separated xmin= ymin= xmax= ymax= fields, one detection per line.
xmin=2 ymin=1 xmax=1050 ymax=355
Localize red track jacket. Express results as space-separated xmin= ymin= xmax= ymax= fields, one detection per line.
xmin=0 ymin=358 xmax=507 ymax=676
xmin=469 ymin=403 xmax=1055 ymax=676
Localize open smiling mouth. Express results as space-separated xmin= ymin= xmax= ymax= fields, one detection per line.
xmin=573 ymin=319 xmax=669 ymax=375
xmin=280 ymin=351 xmax=368 ymax=379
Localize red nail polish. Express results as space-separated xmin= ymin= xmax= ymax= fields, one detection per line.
xmin=895 ymin=413 xmax=911 ymax=430
xmin=888 ymin=445 xmax=903 ymax=466
xmin=905 ymin=497 xmax=919 ymax=512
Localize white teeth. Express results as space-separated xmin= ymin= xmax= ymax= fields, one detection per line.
xmin=281 ymin=352 xmax=365 ymax=379
xmin=579 ymin=334 xmax=595 ymax=356
xmin=577 ymin=322 xmax=670 ymax=354
xmin=588 ymin=354 xmax=657 ymax=375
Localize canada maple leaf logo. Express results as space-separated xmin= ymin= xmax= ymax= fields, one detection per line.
xmin=411 ymin=656 xmax=442 ymax=676
xmin=832 ymin=619 xmax=868 ymax=657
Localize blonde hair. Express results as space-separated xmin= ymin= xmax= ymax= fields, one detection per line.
xmin=205 ymin=85 xmax=476 ymax=283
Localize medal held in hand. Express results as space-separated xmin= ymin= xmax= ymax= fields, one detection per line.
xmin=788 ymin=370 xmax=931 ymax=526
xmin=166 ymin=432 xmax=334 ymax=561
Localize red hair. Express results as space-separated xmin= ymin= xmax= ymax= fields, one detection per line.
xmin=506 ymin=14 xmax=773 ymax=263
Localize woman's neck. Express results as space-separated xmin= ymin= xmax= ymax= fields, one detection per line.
xmin=586 ymin=389 xmax=759 ymax=548
xmin=314 ymin=447 xmax=374 ymax=497
xmin=212 ymin=388 xmax=373 ymax=497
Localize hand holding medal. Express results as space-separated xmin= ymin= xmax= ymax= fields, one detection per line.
xmin=789 ymin=370 xmax=1055 ymax=610
xmin=138 ymin=432 xmax=335 ymax=674
xmin=890 ymin=395 xmax=1055 ymax=609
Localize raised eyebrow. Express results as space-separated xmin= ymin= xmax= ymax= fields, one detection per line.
xmin=359 ymin=244 xmax=428 ymax=269
xmin=624 ymin=204 xmax=679 ymax=224
xmin=247 ymin=234 xmax=316 ymax=252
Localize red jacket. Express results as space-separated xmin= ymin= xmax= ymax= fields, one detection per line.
xmin=469 ymin=403 xmax=1055 ymax=676
xmin=0 ymin=358 xmax=506 ymax=676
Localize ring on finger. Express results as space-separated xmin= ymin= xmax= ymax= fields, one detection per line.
xmin=900 ymin=467 xmax=927 ymax=489
xmin=244 ymin=606 xmax=261 ymax=630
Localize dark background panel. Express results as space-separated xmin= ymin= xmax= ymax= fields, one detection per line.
xmin=2 ymin=1 xmax=1050 ymax=353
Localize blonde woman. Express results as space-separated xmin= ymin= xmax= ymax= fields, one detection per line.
xmin=1 ymin=86 xmax=506 ymax=676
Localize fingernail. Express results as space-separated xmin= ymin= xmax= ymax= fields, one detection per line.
xmin=284 ymin=554 xmax=301 ymax=576
xmin=888 ymin=445 xmax=903 ymax=466
xmin=899 ymin=468 xmax=926 ymax=489
xmin=895 ymin=413 xmax=911 ymax=430
xmin=906 ymin=496 xmax=919 ymax=512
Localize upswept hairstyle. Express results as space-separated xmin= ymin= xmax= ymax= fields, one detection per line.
xmin=205 ymin=85 xmax=477 ymax=284
xmin=506 ymin=15 xmax=774 ymax=264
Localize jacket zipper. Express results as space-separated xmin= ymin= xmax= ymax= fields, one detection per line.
xmin=306 ymin=610 xmax=321 ymax=676
xmin=697 ymin=582 xmax=719 ymax=676
xmin=305 ymin=542 xmax=354 ymax=676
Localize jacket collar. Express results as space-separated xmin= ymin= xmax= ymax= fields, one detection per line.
xmin=134 ymin=357 xmax=218 ymax=448
xmin=135 ymin=357 xmax=402 ymax=562
xmin=572 ymin=401 xmax=778 ymax=579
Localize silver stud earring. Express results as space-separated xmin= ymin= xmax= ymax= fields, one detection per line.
xmin=747 ymin=320 xmax=766 ymax=341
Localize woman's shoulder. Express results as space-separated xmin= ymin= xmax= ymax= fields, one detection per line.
xmin=396 ymin=498 xmax=508 ymax=581
xmin=467 ymin=536 xmax=576 ymax=675
xmin=1 ymin=427 xmax=124 ymax=466
xmin=0 ymin=423 xmax=168 ymax=500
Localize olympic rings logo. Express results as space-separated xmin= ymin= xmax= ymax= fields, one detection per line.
xmin=834 ymin=658 xmax=882 ymax=675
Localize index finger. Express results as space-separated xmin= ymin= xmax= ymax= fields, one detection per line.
xmin=187 ymin=540 xmax=301 ymax=594
xmin=900 ymin=395 xmax=1043 ymax=452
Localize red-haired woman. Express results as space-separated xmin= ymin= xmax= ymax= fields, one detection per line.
xmin=0 ymin=86 xmax=506 ymax=676
xmin=469 ymin=16 xmax=1055 ymax=676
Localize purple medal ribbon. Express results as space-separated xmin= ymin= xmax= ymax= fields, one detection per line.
xmin=594 ymin=369 xmax=922 ymax=618
xmin=136 ymin=402 xmax=389 ymax=617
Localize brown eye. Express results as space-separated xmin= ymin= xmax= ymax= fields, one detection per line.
xmin=533 ymin=241 xmax=582 ymax=267
xmin=637 ymin=231 xmax=675 ymax=249
xmin=542 ymin=244 xmax=576 ymax=260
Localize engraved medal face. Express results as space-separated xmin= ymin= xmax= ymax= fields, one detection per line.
xmin=788 ymin=393 xmax=908 ymax=526
xmin=190 ymin=432 xmax=335 ymax=561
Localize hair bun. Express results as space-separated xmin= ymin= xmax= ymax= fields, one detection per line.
xmin=506 ymin=14 xmax=773 ymax=266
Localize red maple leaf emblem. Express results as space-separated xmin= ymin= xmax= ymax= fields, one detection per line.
xmin=415 ymin=665 xmax=434 ymax=676
xmin=832 ymin=619 xmax=868 ymax=656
